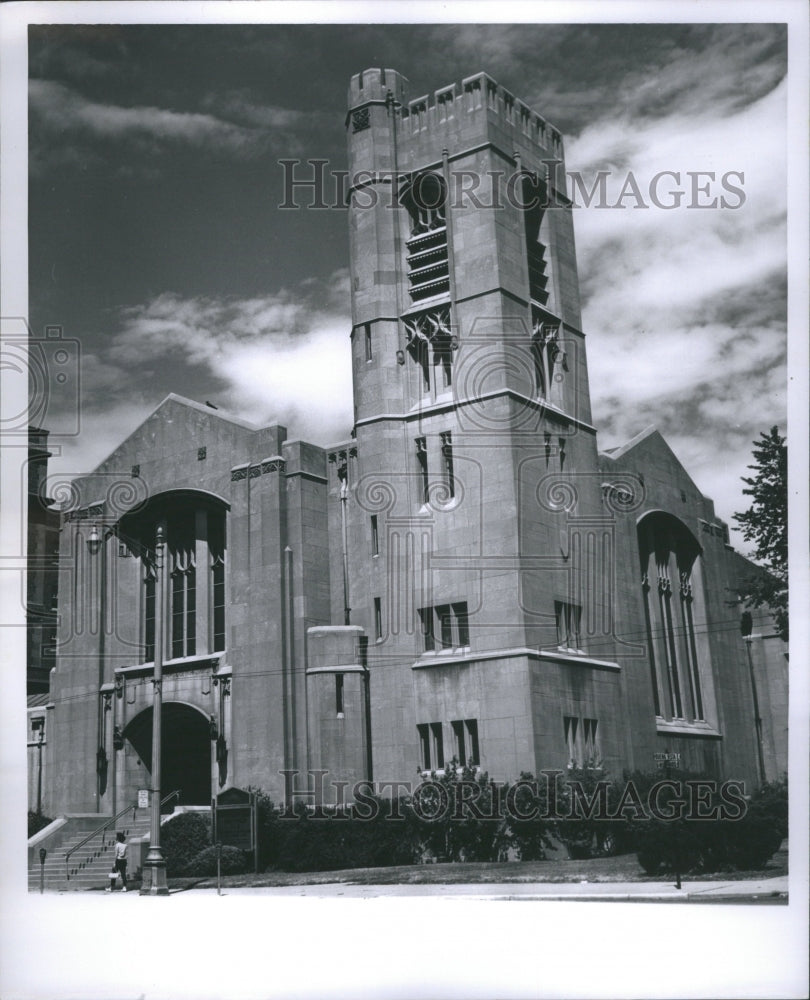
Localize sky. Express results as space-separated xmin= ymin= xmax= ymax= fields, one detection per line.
xmin=26 ymin=21 xmax=789 ymax=552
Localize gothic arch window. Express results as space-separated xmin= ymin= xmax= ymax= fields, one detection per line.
xmin=119 ymin=493 xmax=227 ymax=664
xmin=401 ymin=172 xmax=450 ymax=303
xmin=637 ymin=512 xmax=709 ymax=723
xmin=531 ymin=314 xmax=566 ymax=399
xmin=521 ymin=173 xmax=550 ymax=307
xmin=404 ymin=305 xmax=454 ymax=392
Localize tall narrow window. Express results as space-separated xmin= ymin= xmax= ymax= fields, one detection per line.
xmin=437 ymin=604 xmax=453 ymax=648
xmin=374 ymin=597 xmax=382 ymax=641
xmin=564 ymin=715 xmax=579 ymax=768
xmin=440 ymin=431 xmax=454 ymax=499
xmin=370 ymin=515 xmax=379 ymax=556
xmin=453 ymin=602 xmax=469 ymax=646
xmin=641 ymin=573 xmax=662 ymax=716
xmin=638 ymin=512 xmax=708 ymax=725
xmin=144 ymin=569 xmax=156 ymax=662
xmin=452 ymin=719 xmax=465 ymax=764
xmin=335 ymin=674 xmax=344 ymax=715
xmin=466 ymin=719 xmax=479 ymax=766
xmin=418 ymin=607 xmax=435 ymax=652
xmin=401 ymin=172 xmax=450 ymax=303
xmin=531 ymin=316 xmax=564 ymax=399
xmin=430 ymin=722 xmax=445 ymax=769
xmin=417 ymin=724 xmax=431 ymax=770
xmin=583 ymin=718 xmax=600 ymax=768
xmin=657 ymin=568 xmax=683 ymax=718
xmin=680 ymin=571 xmax=704 ymax=720
xmin=451 ymin=718 xmax=480 ymax=766
xmin=168 ymin=515 xmax=196 ymax=659
xmin=415 ymin=437 xmax=429 ymax=504
xmin=358 ymin=635 xmax=369 ymax=667
xmin=555 ymin=600 xmax=582 ymax=650
xmin=364 ymin=322 xmax=372 ymax=361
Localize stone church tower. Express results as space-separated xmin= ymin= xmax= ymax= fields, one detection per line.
xmin=319 ymin=68 xmax=626 ymax=786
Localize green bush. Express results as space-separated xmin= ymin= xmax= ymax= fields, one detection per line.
xmin=186 ymin=845 xmax=248 ymax=877
xmin=160 ymin=811 xmax=212 ymax=875
xmin=28 ymin=811 xmax=53 ymax=838
xmin=267 ymin=797 xmax=421 ymax=873
xmin=633 ymin=773 xmax=788 ymax=874
xmin=555 ymin=769 xmax=631 ymax=859
xmin=411 ymin=763 xmax=507 ymax=863
xmin=501 ymin=772 xmax=558 ymax=861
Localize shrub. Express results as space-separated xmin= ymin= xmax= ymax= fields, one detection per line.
xmin=186 ymin=844 xmax=248 ymax=877
xmin=28 ymin=811 xmax=53 ymax=839
xmin=633 ymin=772 xmax=788 ymax=874
xmin=554 ymin=768 xmax=630 ymax=859
xmin=412 ymin=763 xmax=507 ymax=863
xmin=160 ymin=811 xmax=212 ymax=876
xmin=502 ymin=772 xmax=558 ymax=861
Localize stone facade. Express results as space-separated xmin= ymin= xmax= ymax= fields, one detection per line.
xmin=35 ymin=69 xmax=787 ymax=819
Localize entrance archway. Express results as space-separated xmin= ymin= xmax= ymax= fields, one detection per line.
xmin=124 ymin=703 xmax=211 ymax=806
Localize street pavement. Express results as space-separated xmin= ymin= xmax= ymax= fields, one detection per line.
xmin=160 ymin=874 xmax=789 ymax=902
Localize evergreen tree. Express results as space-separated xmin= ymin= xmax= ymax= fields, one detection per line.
xmin=733 ymin=427 xmax=788 ymax=640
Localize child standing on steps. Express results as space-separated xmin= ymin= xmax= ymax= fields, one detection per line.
xmin=107 ymin=832 xmax=128 ymax=892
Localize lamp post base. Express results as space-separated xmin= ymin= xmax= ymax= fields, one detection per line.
xmin=139 ymin=851 xmax=169 ymax=896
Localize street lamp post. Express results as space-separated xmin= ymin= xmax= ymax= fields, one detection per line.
xmin=141 ymin=525 xmax=169 ymax=895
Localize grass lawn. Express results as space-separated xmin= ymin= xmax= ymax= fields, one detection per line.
xmin=166 ymin=841 xmax=788 ymax=892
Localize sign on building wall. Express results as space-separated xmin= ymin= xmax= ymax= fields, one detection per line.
xmin=654 ymin=752 xmax=681 ymax=769
xmin=137 ymin=788 xmax=150 ymax=809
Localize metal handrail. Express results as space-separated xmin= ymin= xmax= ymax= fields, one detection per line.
xmin=65 ymin=789 xmax=181 ymax=880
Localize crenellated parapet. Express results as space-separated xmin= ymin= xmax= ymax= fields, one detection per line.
xmin=397 ymin=72 xmax=563 ymax=159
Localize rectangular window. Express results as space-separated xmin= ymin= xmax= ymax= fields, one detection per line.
xmin=415 ymin=437 xmax=429 ymax=504
xmin=186 ymin=567 xmax=196 ymax=657
xmin=564 ymin=715 xmax=579 ymax=768
xmin=335 ymin=674 xmax=344 ymax=715
xmin=210 ymin=513 xmax=226 ymax=653
xmin=555 ymin=600 xmax=582 ymax=650
xmin=418 ymin=602 xmax=470 ymax=652
xmin=418 ymin=607 xmax=435 ymax=652
xmin=417 ymin=724 xmax=431 ymax=770
xmin=452 ymin=601 xmax=469 ymax=646
xmin=171 ymin=571 xmax=186 ymax=659
xmin=430 ymin=722 xmax=444 ymax=769
xmin=437 ymin=604 xmax=453 ymax=648
xmin=364 ymin=322 xmax=372 ymax=361
xmin=370 ymin=515 xmax=379 ymax=556
xmin=212 ymin=560 xmax=225 ymax=652
xmin=374 ymin=597 xmax=382 ymax=641
xmin=583 ymin=718 xmax=600 ymax=767
xmin=440 ymin=431 xmax=454 ymax=498
xmin=358 ymin=635 xmax=368 ymax=667
xmin=465 ymin=719 xmax=479 ymax=765
xmin=452 ymin=718 xmax=480 ymax=766
xmin=452 ymin=719 xmax=465 ymax=763
xmin=144 ymin=574 xmax=156 ymax=662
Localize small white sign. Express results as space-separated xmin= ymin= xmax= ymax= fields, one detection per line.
xmin=137 ymin=789 xmax=149 ymax=809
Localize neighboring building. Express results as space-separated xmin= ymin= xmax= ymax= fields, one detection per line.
xmin=35 ymin=69 xmax=787 ymax=820
xmin=27 ymin=426 xmax=59 ymax=695
xmin=26 ymin=427 xmax=58 ymax=815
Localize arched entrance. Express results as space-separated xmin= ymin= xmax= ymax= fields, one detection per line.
xmin=124 ymin=703 xmax=211 ymax=806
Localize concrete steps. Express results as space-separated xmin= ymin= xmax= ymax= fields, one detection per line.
xmin=29 ymin=816 xmax=152 ymax=892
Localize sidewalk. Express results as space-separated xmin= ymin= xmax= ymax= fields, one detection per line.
xmin=169 ymin=874 xmax=789 ymax=902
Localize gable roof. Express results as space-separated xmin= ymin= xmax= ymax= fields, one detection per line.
xmin=600 ymin=425 xmax=705 ymax=497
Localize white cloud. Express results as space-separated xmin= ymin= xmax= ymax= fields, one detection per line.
xmin=563 ymin=75 xmax=787 ymax=551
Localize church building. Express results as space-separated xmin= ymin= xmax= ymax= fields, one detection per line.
xmin=32 ymin=69 xmax=787 ymax=821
